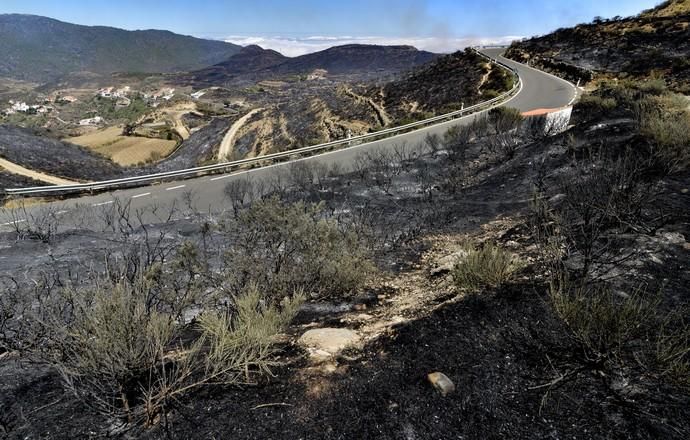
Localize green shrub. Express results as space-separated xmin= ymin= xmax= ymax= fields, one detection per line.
xmin=638 ymin=97 xmax=690 ymax=172
xmin=222 ymin=196 xmax=374 ymax=299
xmin=489 ymin=106 xmax=524 ymax=133
xmin=575 ymin=94 xmax=617 ymax=115
xmin=549 ymin=278 xmax=658 ymax=356
xmin=655 ymin=317 xmax=690 ymax=387
xmin=43 ymin=281 xmax=176 ymax=422
xmin=452 ymin=244 xmax=523 ymax=291
xmin=637 ymin=78 xmax=668 ymax=96
xmin=549 ymin=276 xmax=690 ymax=385
xmin=481 ymin=89 xmax=501 ymax=99
xmin=36 ymin=279 xmax=303 ymax=426
xmin=482 ymin=64 xmax=515 ymax=94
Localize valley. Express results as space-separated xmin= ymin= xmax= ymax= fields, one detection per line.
xmin=0 ymin=1 xmax=689 ymax=439
xmin=0 ymin=43 xmax=507 ymax=188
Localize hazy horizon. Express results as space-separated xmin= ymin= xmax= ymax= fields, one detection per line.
xmin=220 ymin=35 xmax=526 ymax=57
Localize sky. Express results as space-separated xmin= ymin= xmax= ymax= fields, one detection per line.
xmin=1 ymin=0 xmax=662 ymax=55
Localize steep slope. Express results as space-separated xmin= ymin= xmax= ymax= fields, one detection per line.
xmin=505 ymin=0 xmax=690 ymax=91
xmin=225 ymin=50 xmax=511 ymax=159
xmin=374 ymin=49 xmax=515 ymax=121
xmin=643 ymin=0 xmax=690 ymax=17
xmin=0 ymin=14 xmax=242 ymax=83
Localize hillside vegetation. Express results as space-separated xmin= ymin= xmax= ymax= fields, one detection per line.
xmin=0 ymin=14 xmax=241 ymax=83
xmin=506 ymin=0 xmax=690 ymax=92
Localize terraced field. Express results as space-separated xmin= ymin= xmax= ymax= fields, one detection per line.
xmin=67 ymin=126 xmax=178 ymax=166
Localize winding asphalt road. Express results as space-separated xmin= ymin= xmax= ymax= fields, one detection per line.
xmin=0 ymin=49 xmax=577 ymax=229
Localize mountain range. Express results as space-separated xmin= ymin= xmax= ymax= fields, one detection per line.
xmin=184 ymin=44 xmax=438 ymax=85
xmin=0 ymin=14 xmax=242 ymax=83
xmin=0 ymin=14 xmax=439 ymax=85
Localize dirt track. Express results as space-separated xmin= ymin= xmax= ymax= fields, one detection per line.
xmin=0 ymin=157 xmax=78 ymax=185
xmin=217 ymin=108 xmax=264 ymax=161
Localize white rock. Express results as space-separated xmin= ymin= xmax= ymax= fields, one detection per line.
xmin=298 ymin=328 xmax=360 ymax=357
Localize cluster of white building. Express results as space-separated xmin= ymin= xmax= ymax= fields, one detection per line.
xmin=2 ymin=83 xmax=181 ymax=121
xmin=143 ymin=88 xmax=175 ymax=108
xmin=2 ymin=100 xmax=53 ymax=116
xmin=97 ymin=86 xmax=131 ymax=99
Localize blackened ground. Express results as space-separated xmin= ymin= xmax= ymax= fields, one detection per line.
xmin=0 ymin=124 xmax=123 ymax=181
xmin=3 ymin=282 xmax=687 ymax=440
xmin=1 ymin=118 xmax=689 ymax=439
xmin=141 ymin=287 xmax=688 ymax=439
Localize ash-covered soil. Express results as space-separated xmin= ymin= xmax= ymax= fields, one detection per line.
xmin=1 ymin=110 xmax=689 ymax=439
xmin=505 ymin=1 xmax=690 ymax=91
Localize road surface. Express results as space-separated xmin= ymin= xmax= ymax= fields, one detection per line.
xmin=1 ymin=50 xmax=577 ymax=229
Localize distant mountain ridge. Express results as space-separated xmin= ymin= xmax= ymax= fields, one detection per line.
xmin=187 ymin=44 xmax=439 ymax=85
xmin=271 ymin=44 xmax=438 ymax=75
xmin=187 ymin=45 xmax=290 ymax=83
xmin=0 ymin=14 xmax=242 ymax=83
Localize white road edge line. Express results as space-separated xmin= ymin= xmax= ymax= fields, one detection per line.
xmin=210 ymin=175 xmax=233 ymax=182
xmin=131 ymin=192 xmax=151 ymax=199
xmin=92 ymin=201 xmax=114 ymax=207
xmin=166 ymin=184 xmax=186 ymax=191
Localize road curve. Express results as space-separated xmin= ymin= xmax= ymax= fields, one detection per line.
xmin=1 ymin=50 xmax=577 ymax=229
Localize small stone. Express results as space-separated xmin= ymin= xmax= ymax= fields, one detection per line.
xmin=428 ymin=372 xmax=455 ymax=397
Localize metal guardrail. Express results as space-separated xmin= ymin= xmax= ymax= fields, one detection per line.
xmin=6 ymin=50 xmax=521 ymax=196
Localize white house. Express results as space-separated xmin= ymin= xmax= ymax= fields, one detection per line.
xmin=79 ymin=116 xmax=105 ymax=126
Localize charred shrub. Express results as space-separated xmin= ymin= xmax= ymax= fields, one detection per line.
xmin=532 ymin=148 xmax=657 ymax=279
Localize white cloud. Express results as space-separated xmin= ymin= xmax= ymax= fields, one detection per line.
xmin=223 ymin=35 xmax=523 ymax=57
